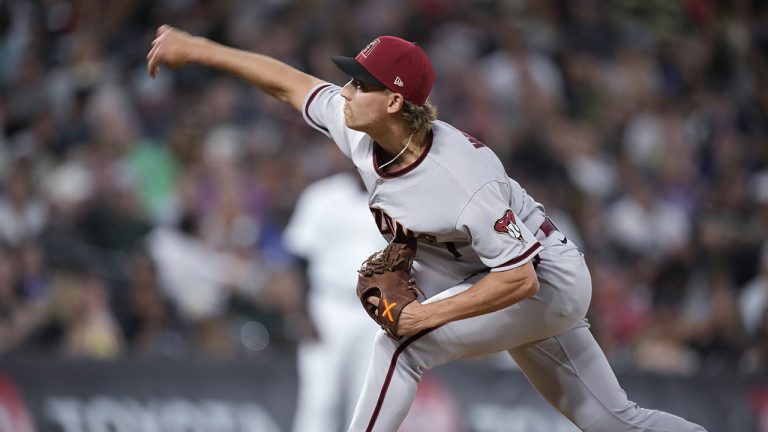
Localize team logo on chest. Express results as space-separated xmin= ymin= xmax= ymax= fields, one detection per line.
xmin=369 ymin=207 xmax=436 ymax=243
xmin=494 ymin=209 xmax=525 ymax=243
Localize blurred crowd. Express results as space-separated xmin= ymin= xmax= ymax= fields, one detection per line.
xmin=0 ymin=0 xmax=766 ymax=376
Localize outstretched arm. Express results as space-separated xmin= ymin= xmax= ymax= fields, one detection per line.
xmin=147 ymin=25 xmax=325 ymax=111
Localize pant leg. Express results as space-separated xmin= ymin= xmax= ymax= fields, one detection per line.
xmin=347 ymin=239 xmax=590 ymax=432
xmin=341 ymin=320 xmax=381 ymax=425
xmin=508 ymin=321 xmax=708 ymax=432
xmin=295 ymin=297 xmax=367 ymax=432
xmin=347 ymin=262 xmax=592 ymax=432
xmin=293 ymin=337 xmax=342 ymax=432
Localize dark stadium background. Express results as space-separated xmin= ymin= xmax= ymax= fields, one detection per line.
xmin=0 ymin=1 xmax=766 ymax=431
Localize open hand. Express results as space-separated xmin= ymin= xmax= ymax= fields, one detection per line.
xmin=146 ymin=25 xmax=199 ymax=78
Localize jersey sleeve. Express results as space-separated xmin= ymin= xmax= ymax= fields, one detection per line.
xmin=302 ymin=83 xmax=366 ymax=159
xmin=455 ymin=182 xmax=543 ymax=271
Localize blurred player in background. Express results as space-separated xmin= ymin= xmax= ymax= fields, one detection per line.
xmin=284 ymin=167 xmax=386 ymax=432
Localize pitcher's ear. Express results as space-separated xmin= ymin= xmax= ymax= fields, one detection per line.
xmin=386 ymin=92 xmax=405 ymax=114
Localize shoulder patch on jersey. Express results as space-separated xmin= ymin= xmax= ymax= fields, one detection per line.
xmin=494 ymin=209 xmax=525 ymax=243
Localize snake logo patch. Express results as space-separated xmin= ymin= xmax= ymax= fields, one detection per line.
xmin=494 ymin=209 xmax=525 ymax=243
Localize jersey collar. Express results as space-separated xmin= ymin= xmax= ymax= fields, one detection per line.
xmin=373 ymin=130 xmax=434 ymax=179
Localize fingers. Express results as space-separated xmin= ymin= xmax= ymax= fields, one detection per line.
xmin=156 ymin=24 xmax=171 ymax=38
xmin=146 ymin=45 xmax=157 ymax=77
xmin=147 ymin=49 xmax=159 ymax=78
xmin=147 ymin=42 xmax=157 ymax=60
xmin=147 ymin=25 xmax=173 ymax=78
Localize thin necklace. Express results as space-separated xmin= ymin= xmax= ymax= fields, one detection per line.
xmin=378 ymin=132 xmax=415 ymax=170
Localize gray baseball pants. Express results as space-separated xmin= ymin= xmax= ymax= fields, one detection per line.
xmin=347 ymin=235 xmax=707 ymax=432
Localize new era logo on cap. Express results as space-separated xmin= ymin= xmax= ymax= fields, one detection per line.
xmin=331 ymin=36 xmax=435 ymax=105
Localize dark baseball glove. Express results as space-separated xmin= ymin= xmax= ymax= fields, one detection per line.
xmin=356 ymin=238 xmax=424 ymax=340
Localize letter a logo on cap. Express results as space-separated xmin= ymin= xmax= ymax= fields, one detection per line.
xmin=360 ymin=39 xmax=381 ymax=58
xmin=394 ymin=77 xmax=404 ymax=87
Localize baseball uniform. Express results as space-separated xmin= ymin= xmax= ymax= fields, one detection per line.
xmin=303 ymin=83 xmax=707 ymax=432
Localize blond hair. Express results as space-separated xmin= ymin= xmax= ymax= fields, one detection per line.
xmin=385 ymin=88 xmax=438 ymax=134
xmin=401 ymin=99 xmax=438 ymax=134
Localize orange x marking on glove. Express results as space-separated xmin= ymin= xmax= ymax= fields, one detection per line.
xmin=382 ymin=299 xmax=397 ymax=322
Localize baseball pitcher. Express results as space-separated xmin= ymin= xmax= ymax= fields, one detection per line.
xmin=147 ymin=26 xmax=707 ymax=432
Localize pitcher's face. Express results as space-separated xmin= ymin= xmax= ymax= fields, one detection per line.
xmin=340 ymin=79 xmax=390 ymax=131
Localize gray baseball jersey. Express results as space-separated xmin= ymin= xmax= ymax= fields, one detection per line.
xmin=304 ymin=84 xmax=545 ymax=288
xmin=303 ymin=83 xmax=707 ymax=432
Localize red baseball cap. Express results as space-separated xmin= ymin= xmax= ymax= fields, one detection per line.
xmin=332 ymin=36 xmax=435 ymax=106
